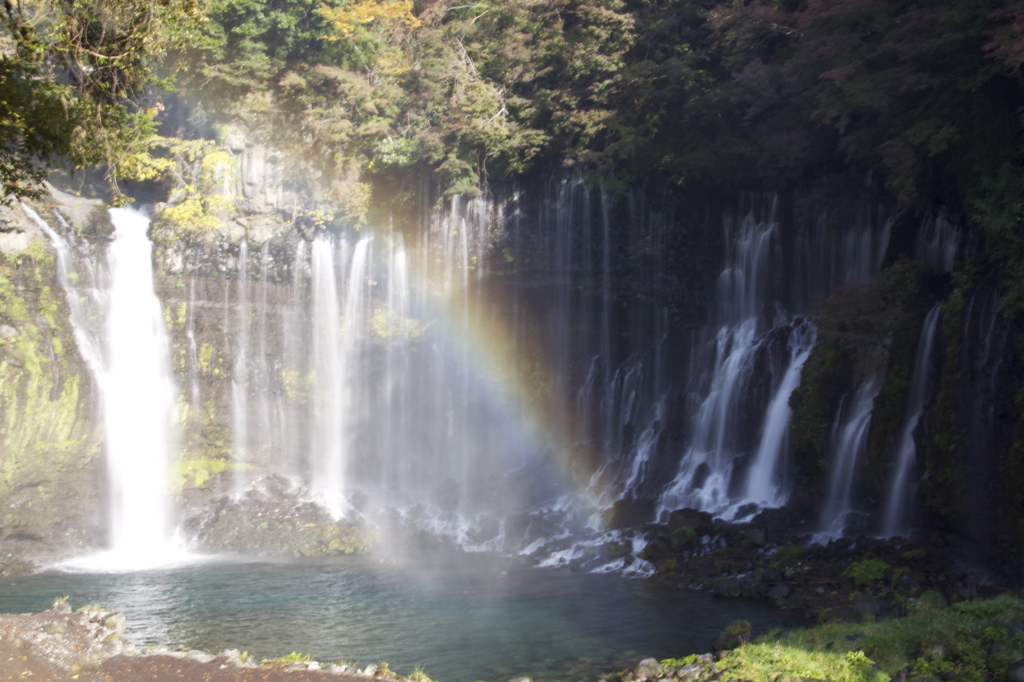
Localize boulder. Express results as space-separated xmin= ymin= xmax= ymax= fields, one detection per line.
xmin=710 ymin=576 xmax=743 ymax=598
xmin=744 ymin=525 xmax=768 ymax=546
xmin=667 ymin=508 xmax=715 ymax=536
xmin=767 ymin=583 xmax=790 ymax=600
xmin=183 ymin=475 xmax=372 ymax=557
xmin=711 ymin=619 xmax=751 ymax=652
xmin=631 ymin=658 xmax=662 ymax=681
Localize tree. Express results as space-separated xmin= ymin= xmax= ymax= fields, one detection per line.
xmin=0 ymin=0 xmax=203 ymax=202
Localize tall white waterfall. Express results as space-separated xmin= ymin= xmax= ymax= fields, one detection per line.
xmin=882 ymin=305 xmax=942 ymax=537
xmin=310 ymin=236 xmax=373 ymax=515
xmin=102 ymin=208 xmax=178 ymax=559
xmin=31 ymin=204 xmax=181 ymax=567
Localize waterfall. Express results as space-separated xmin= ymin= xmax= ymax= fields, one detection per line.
xmin=44 ymin=178 xmax=890 ymax=563
xmin=655 ymin=193 xmax=889 ymax=521
xmin=916 ymin=212 xmax=960 ymax=274
xmin=102 ymin=208 xmax=178 ymax=558
xmin=657 ymin=319 xmax=763 ymax=514
xmin=816 ymin=376 xmax=881 ymax=541
xmin=23 ymin=206 xmax=107 ymax=377
xmin=30 ymin=204 xmax=181 ymax=567
xmin=881 ymin=305 xmax=941 ymax=537
xmin=232 ymin=239 xmax=250 ymax=496
xmin=19 ymin=177 xmax=916 ymax=570
xmin=743 ymin=323 xmax=816 ymax=506
xmin=657 ymin=202 xmax=785 ymax=517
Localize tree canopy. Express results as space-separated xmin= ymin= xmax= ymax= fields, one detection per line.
xmin=3 ymin=0 xmax=1024 ymax=249
xmin=0 ymin=0 xmax=203 ymax=203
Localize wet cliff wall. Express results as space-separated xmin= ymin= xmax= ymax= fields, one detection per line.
xmin=0 ymin=195 xmax=105 ymax=563
xmin=4 ymin=160 xmax=1024 ymax=579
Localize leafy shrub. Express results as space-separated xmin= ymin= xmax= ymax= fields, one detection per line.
xmin=842 ymin=558 xmax=890 ymax=591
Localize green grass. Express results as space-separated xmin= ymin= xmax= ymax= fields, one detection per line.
xmin=714 ymin=594 xmax=1024 ymax=682
xmin=724 ymin=643 xmax=887 ymax=682
xmin=261 ymin=651 xmax=312 ymax=665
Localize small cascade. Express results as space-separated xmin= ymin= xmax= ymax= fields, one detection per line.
xmin=30 ymin=204 xmax=182 ymax=567
xmin=309 ymin=236 xmax=343 ymax=513
xmin=587 ymin=353 xmax=668 ymax=507
xmin=656 ymin=192 xmax=890 ymax=521
xmin=916 ymin=212 xmax=960 ymax=274
xmin=231 ymin=239 xmax=250 ymax=496
xmin=816 ymin=376 xmax=881 ymax=541
xmin=656 ymin=200 xmax=795 ymax=517
xmin=23 ymin=206 xmax=107 ymax=376
xmin=657 ymin=319 xmax=763 ymax=513
xmin=881 ymin=305 xmax=941 ymax=537
xmin=743 ymin=322 xmax=816 ymax=507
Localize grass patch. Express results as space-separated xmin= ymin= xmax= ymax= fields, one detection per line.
xmin=715 ymin=594 xmax=1024 ymax=682
xmin=261 ymin=651 xmax=312 ymax=666
xmin=724 ymin=643 xmax=887 ymax=682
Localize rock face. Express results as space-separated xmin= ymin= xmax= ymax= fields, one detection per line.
xmin=0 ymin=602 xmax=134 ymax=675
xmin=0 ymin=196 xmax=105 ymax=564
xmin=5 ymin=168 xmax=1024 ymax=586
xmin=183 ymin=475 xmax=372 ymax=557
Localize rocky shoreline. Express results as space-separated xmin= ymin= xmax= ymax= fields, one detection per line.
xmin=0 ymin=601 xmax=400 ymax=681
xmin=623 ymin=506 xmax=1004 ymax=624
xmin=0 ymin=601 xmax=770 ymax=682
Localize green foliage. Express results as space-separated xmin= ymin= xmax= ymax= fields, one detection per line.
xmin=178 ymin=456 xmax=232 ymax=488
xmin=671 ymin=525 xmax=696 ymax=541
xmin=919 ymin=280 xmax=970 ymax=522
xmin=3 ymin=0 xmax=1023 ymax=225
xmin=371 ymin=304 xmax=425 ymax=340
xmin=0 ymin=57 xmax=77 ymax=203
xmin=814 ymin=259 xmax=925 ymax=374
xmin=842 ymin=558 xmax=890 ymax=591
xmin=656 ymin=557 xmax=678 ymax=576
xmin=789 ymin=337 xmax=848 ymax=488
xmin=0 ymin=0 xmax=204 ymax=201
xmin=408 ymin=666 xmax=434 ymax=682
xmin=262 ymin=651 xmax=312 ymax=665
xmin=149 ymin=138 xmax=237 ymax=240
xmin=719 ymin=595 xmax=1024 ymax=682
xmin=659 ymin=654 xmax=697 ymax=667
xmin=971 ymin=162 xmax=1024 ymax=314
xmin=723 ymin=640 xmax=888 ymax=682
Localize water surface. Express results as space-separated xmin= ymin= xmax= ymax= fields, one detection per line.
xmin=0 ymin=554 xmax=788 ymax=682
